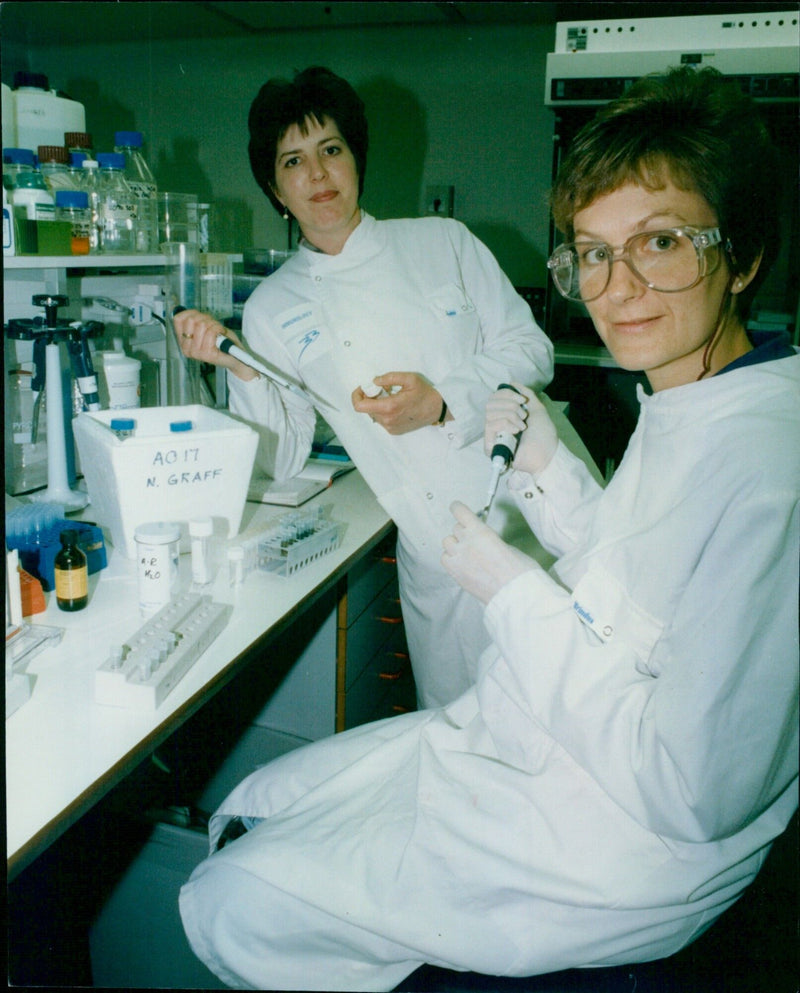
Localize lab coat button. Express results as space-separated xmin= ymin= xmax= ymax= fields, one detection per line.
xmin=314 ymin=275 xmax=322 ymax=282
xmin=344 ymin=340 xmax=351 ymax=347
xmin=426 ymin=492 xmax=434 ymax=500
xmin=603 ymin=625 xmax=613 ymax=638
xmin=524 ymin=490 xmax=535 ymax=499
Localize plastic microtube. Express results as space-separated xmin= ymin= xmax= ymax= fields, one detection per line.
xmin=189 ymin=517 xmax=214 ymax=586
xmin=228 ymin=545 xmax=245 ymax=588
xmin=360 ymin=382 xmax=383 ymax=398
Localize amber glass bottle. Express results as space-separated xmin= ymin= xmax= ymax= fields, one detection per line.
xmin=54 ymin=529 xmax=88 ymax=611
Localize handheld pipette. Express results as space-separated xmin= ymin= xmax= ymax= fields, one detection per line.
xmin=477 ymin=384 xmax=525 ymax=521
xmin=172 ymin=307 xmax=335 ymax=410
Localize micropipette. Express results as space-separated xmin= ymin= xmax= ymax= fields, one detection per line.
xmin=172 ymin=307 xmax=336 ymax=410
xmin=477 ymin=384 xmax=525 ymax=521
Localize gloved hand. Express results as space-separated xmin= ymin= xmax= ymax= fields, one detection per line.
xmin=442 ymin=501 xmax=538 ymax=604
xmin=484 ymin=384 xmax=558 ymax=476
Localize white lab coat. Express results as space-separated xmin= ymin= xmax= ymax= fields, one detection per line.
xmin=181 ymin=352 xmax=799 ymax=991
xmin=229 ymin=212 xmax=555 ymax=706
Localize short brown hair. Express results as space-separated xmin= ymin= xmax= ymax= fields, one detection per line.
xmin=550 ymin=66 xmax=781 ymax=317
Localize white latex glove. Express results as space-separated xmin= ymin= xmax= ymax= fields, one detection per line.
xmin=484 ymin=384 xmax=558 ymax=476
xmin=442 ymin=501 xmax=538 ymax=604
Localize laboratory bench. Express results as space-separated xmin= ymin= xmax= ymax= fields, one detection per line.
xmin=7 ymin=469 xmax=418 ymax=986
xmin=6 ymin=469 xmax=412 ymax=881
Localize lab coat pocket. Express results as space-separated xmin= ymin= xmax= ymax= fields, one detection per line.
xmin=571 ymin=565 xmax=664 ymax=673
xmin=426 ymin=282 xmax=477 ymax=321
xmin=275 ymin=303 xmax=332 ymax=370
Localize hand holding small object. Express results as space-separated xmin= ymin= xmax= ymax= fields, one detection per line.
xmin=172 ymin=307 xmax=251 ymax=375
xmin=442 ymin=501 xmax=537 ymax=604
xmin=351 ymin=372 xmax=445 ymax=435
xmin=173 ymin=307 xmax=334 ymax=408
xmin=485 ymin=384 xmax=558 ymax=477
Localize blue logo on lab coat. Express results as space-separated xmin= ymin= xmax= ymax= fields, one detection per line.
xmin=297 ymin=328 xmax=320 ymax=360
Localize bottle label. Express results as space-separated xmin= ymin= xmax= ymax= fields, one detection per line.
xmin=127 ymin=180 xmax=157 ymax=199
xmin=3 ymin=206 xmax=13 ymax=253
xmin=102 ymin=195 xmax=137 ymax=222
xmin=55 ymin=565 xmax=88 ymax=599
xmin=34 ymin=202 xmax=56 ymax=221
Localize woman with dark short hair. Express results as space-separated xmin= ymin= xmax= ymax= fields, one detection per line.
xmin=174 ymin=66 xmax=556 ymax=710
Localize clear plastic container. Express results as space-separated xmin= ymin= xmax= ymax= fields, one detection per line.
xmin=3 ymin=147 xmax=36 ymax=191
xmin=80 ymin=158 xmax=102 ymax=252
xmin=4 ymin=366 xmax=48 ymax=493
xmin=114 ymin=130 xmax=158 ymax=252
xmin=189 ymin=517 xmax=214 ymax=586
xmin=95 ymin=152 xmax=137 ymax=254
xmin=134 ymin=522 xmax=180 ymax=615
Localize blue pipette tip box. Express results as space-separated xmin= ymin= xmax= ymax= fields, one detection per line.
xmin=6 ymin=520 xmax=107 ymax=592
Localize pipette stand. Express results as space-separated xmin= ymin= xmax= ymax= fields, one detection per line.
xmin=5 ymin=295 xmax=104 ymax=512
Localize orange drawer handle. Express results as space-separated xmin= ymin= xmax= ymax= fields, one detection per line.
xmin=379 ymin=669 xmax=403 ymax=681
xmin=377 ymin=615 xmax=403 ymax=624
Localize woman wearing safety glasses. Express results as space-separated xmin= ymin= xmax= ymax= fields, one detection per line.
xmin=179 ymin=67 xmax=798 ymax=992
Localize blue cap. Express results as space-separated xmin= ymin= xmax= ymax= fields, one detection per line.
xmin=70 ymin=152 xmax=87 ymax=168
xmin=3 ymin=147 xmax=36 ymax=166
xmin=110 ymin=417 xmax=136 ymax=431
xmin=55 ymin=190 xmax=89 ymax=208
xmin=114 ymin=131 xmax=143 ymax=148
xmin=96 ymin=152 xmax=125 ymax=169
xmin=169 ymin=420 xmax=193 ymax=432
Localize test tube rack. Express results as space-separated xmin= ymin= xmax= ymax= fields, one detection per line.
xmin=258 ymin=511 xmax=344 ymax=576
xmin=95 ymin=592 xmax=232 ymax=710
xmin=228 ymin=507 xmax=344 ymax=582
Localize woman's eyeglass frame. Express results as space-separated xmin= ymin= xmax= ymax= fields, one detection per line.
xmin=547 ymin=226 xmax=724 ymax=303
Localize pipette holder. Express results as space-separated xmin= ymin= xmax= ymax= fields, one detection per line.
xmin=5 ymin=294 xmax=103 ymax=511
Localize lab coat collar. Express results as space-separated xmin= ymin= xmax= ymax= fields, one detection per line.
xmin=636 ymin=350 xmax=800 ymax=428
xmin=299 ymin=211 xmax=381 ymax=269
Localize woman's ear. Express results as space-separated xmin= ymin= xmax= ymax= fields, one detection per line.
xmin=731 ymin=251 xmax=762 ymax=295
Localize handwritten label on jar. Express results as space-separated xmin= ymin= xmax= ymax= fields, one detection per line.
xmin=134 ymin=522 xmax=180 ymax=614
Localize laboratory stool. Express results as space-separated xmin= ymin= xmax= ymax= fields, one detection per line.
xmin=397 ymin=808 xmax=798 ymax=993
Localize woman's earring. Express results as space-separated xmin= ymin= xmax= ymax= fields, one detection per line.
xmin=282 ymin=206 xmax=289 ymax=220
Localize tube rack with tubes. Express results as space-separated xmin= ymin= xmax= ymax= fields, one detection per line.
xmin=95 ymin=592 xmax=232 ymax=710
xmin=226 ymin=507 xmax=344 ymax=582
xmin=6 ymin=502 xmax=107 ymax=591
